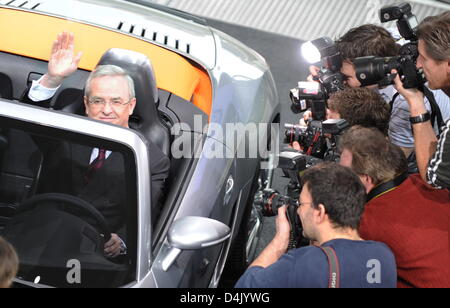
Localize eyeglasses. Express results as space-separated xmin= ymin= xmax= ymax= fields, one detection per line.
xmin=88 ymin=97 xmax=132 ymax=108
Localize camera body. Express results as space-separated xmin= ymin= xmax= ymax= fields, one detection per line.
xmin=380 ymin=2 xmax=418 ymax=41
xmin=260 ymin=120 xmax=347 ymax=248
xmin=353 ymin=2 xmax=425 ymax=89
xmin=290 ymin=82 xmax=329 ymax=121
xmin=284 ymin=118 xmax=349 ymax=159
xmin=288 ymin=37 xmax=345 ymax=158
xmin=290 ymin=37 xmax=345 ymax=118
xmin=254 ymin=151 xmax=322 ymax=248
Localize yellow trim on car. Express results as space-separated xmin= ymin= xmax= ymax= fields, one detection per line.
xmin=0 ymin=7 xmax=212 ymax=117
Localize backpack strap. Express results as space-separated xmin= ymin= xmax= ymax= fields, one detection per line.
xmin=319 ymin=246 xmax=340 ymax=288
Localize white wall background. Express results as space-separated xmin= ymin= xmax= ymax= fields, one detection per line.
xmin=149 ymin=0 xmax=450 ymax=40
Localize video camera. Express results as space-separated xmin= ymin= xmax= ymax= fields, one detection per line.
xmin=353 ymin=2 xmax=426 ymax=89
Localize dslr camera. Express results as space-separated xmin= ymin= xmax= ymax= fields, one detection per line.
xmin=284 ymin=118 xmax=349 ymax=159
xmin=290 ymin=37 xmax=345 ymax=119
xmin=287 ymin=37 xmax=346 ymax=158
xmin=254 ymin=151 xmax=322 ymax=248
xmin=353 ymin=2 xmax=425 ymax=89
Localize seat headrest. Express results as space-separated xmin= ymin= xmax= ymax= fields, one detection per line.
xmin=95 ymin=48 xmax=170 ymax=156
xmin=96 ymin=48 xmax=161 ymax=130
xmin=97 ymin=48 xmax=159 ymax=104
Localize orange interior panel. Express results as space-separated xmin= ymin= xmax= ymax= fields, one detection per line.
xmin=0 ymin=7 xmax=212 ymax=117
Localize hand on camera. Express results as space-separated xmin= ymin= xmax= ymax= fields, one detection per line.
xmin=302 ymin=110 xmax=312 ymax=124
xmin=307 ymin=65 xmax=320 ymax=82
xmin=392 ymin=69 xmax=424 ymax=102
xmin=290 ymin=141 xmax=303 ymax=152
xmin=275 ymin=206 xmax=291 ymax=241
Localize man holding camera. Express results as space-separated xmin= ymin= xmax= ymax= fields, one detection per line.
xmin=327 ymin=87 xmax=391 ymax=135
xmin=336 ymin=24 xmax=449 ymax=159
xmin=292 ymin=86 xmax=391 ymax=155
xmin=235 ymin=162 xmax=397 ymax=288
xmin=339 ymin=126 xmax=450 ymax=288
xmin=303 ymin=24 xmax=449 ymax=164
xmin=394 ymin=11 xmax=450 ymax=189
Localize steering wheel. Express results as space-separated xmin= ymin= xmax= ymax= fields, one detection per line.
xmin=18 ymin=193 xmax=112 ymax=242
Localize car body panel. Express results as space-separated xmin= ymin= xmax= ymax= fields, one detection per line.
xmin=0 ymin=0 xmax=217 ymax=68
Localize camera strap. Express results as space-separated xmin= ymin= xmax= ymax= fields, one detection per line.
xmin=319 ymin=246 xmax=340 ymax=288
xmin=367 ymin=171 xmax=409 ymax=202
xmin=389 ymin=92 xmax=400 ymax=112
xmin=423 ymin=87 xmax=444 ymax=135
xmin=389 ymin=89 xmax=444 ymax=134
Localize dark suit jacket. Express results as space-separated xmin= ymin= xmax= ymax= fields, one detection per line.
xmin=37 ymin=142 xmax=127 ymax=232
xmin=22 ymin=90 xmax=170 ymax=232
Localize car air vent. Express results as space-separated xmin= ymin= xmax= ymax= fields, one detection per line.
xmin=117 ymin=21 xmax=191 ymax=54
xmin=1 ymin=0 xmax=41 ymax=10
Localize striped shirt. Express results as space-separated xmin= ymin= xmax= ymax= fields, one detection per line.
xmin=427 ymin=119 xmax=450 ymax=189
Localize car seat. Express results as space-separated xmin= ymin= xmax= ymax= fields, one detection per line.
xmin=0 ymin=73 xmax=13 ymax=99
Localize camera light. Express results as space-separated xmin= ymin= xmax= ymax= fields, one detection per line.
xmin=301 ymin=41 xmax=321 ymax=64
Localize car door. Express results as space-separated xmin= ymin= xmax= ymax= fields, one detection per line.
xmin=0 ymin=99 xmax=152 ymax=288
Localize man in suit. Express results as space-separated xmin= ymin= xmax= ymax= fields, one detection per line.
xmin=24 ymin=32 xmax=170 ymax=258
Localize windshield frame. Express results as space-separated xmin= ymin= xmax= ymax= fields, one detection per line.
xmin=0 ymin=99 xmax=152 ymax=287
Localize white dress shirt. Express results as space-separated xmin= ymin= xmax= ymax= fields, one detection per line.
xmin=27 ymin=77 xmax=60 ymax=102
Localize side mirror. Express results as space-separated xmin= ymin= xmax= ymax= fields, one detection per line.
xmin=161 ymin=216 xmax=231 ymax=271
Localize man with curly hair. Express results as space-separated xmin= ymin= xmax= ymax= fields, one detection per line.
xmin=327 ymin=87 xmax=390 ymax=135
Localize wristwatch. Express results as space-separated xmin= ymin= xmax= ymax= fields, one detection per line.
xmin=410 ymin=111 xmax=431 ymax=124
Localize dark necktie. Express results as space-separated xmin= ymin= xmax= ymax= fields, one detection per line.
xmin=84 ymin=148 xmax=106 ymax=184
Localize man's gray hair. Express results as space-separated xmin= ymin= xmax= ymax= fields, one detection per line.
xmin=85 ymin=65 xmax=136 ymax=99
xmin=417 ymin=11 xmax=450 ymax=61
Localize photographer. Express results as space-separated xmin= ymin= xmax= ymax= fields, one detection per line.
xmin=339 ymin=126 xmax=450 ymax=288
xmin=235 ymin=162 xmax=397 ymax=288
xmin=393 ymin=11 xmax=450 ymax=189
xmin=327 ymin=87 xmax=391 ymax=135
xmin=305 ymin=24 xmax=449 ymax=161
xmin=292 ymin=87 xmax=390 ymax=152
xmin=338 ymin=24 xmax=449 ymax=157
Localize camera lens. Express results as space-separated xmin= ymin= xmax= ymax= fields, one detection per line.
xmin=255 ymin=190 xmax=297 ymax=217
xmin=354 ymin=56 xmax=399 ymax=87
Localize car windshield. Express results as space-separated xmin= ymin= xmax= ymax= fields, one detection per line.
xmin=0 ymin=115 xmax=137 ymax=288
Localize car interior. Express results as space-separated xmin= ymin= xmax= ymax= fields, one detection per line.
xmin=0 ymin=45 xmax=209 ymax=286
xmin=0 ymin=44 xmax=209 ymax=208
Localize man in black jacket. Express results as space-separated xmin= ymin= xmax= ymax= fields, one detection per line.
xmin=24 ymin=32 xmax=170 ymax=258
